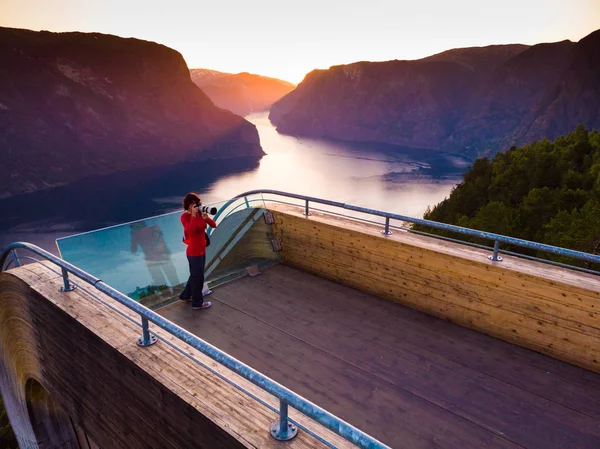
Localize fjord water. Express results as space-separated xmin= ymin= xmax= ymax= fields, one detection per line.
xmin=0 ymin=112 xmax=466 ymax=253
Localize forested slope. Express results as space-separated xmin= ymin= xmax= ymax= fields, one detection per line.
xmin=419 ymin=125 xmax=600 ymax=265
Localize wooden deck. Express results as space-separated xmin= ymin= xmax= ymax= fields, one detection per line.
xmin=158 ymin=263 xmax=600 ymax=449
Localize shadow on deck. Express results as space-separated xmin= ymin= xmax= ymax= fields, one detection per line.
xmin=157 ymin=264 xmax=600 ymax=449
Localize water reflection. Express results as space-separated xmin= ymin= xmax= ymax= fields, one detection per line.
xmin=0 ymin=111 xmax=466 ymax=253
xmin=0 ymin=157 xmax=261 ymax=252
xmin=200 ymin=112 xmax=464 ymax=218
xmin=130 ymin=220 xmax=179 ymax=291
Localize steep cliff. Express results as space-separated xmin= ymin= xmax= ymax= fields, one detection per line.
xmin=270 ymin=60 xmax=477 ymax=149
xmin=270 ymin=44 xmax=528 ymax=151
xmin=444 ymin=40 xmax=576 ymax=155
xmin=517 ymin=30 xmax=600 ymax=145
xmin=189 ymin=68 xmax=231 ymax=86
xmin=0 ymin=28 xmax=263 ymax=198
xmin=191 ymin=71 xmax=295 ymax=117
xmin=270 ymin=30 xmax=600 ymax=159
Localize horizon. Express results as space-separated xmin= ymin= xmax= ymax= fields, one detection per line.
xmin=1 ymin=0 xmax=599 ymax=84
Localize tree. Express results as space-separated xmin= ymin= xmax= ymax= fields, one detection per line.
xmin=414 ymin=126 xmax=600 ymax=267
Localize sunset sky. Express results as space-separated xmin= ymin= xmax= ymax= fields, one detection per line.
xmin=1 ymin=0 xmax=599 ymax=84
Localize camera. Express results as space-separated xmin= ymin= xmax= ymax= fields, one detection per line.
xmin=200 ymin=205 xmax=217 ymax=215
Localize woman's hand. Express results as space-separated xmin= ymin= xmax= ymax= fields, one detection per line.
xmin=201 ymin=211 xmax=209 ymax=220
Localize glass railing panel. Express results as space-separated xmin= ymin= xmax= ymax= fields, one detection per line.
xmin=56 ymin=210 xmax=188 ymax=304
xmin=210 ymin=193 xmax=267 ymax=227
xmin=205 ymin=207 xmax=281 ymax=284
xmin=56 ymin=200 xmax=280 ymax=307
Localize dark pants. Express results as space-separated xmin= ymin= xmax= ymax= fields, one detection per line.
xmin=179 ymin=254 xmax=206 ymax=307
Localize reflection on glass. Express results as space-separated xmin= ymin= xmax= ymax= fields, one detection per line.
xmin=130 ymin=221 xmax=179 ymax=297
xmin=57 ymin=201 xmax=281 ymax=307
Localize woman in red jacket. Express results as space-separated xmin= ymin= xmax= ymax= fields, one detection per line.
xmin=179 ymin=192 xmax=217 ymax=309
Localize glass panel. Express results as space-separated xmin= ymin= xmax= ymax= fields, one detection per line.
xmin=56 ymin=190 xmax=401 ymax=307
xmin=206 ymin=206 xmax=281 ymax=283
xmin=56 ymin=199 xmax=281 ymax=307
xmin=56 ymin=209 xmax=192 ymax=301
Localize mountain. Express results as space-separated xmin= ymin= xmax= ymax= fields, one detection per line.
xmin=422 ymin=44 xmax=530 ymax=72
xmin=0 ymin=27 xmax=263 ymax=198
xmin=444 ymin=40 xmax=576 ymax=155
xmin=189 ymin=68 xmax=231 ymax=86
xmin=270 ymin=30 xmax=600 ymax=159
xmin=191 ymin=71 xmax=295 ymax=117
xmin=269 ymin=44 xmax=527 ymax=151
xmin=518 ymin=30 xmax=600 ymax=144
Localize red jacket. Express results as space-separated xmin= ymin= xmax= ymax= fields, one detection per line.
xmin=181 ymin=212 xmax=217 ymax=256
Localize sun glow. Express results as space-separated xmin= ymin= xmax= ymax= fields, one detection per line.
xmin=1 ymin=0 xmax=599 ymax=84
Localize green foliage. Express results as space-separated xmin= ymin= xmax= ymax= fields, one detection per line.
xmin=0 ymin=394 xmax=17 ymax=449
xmin=128 ymin=284 xmax=170 ymax=300
xmin=417 ymin=125 xmax=600 ymax=267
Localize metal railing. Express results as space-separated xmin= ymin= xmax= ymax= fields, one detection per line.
xmin=4 ymin=189 xmax=600 ymax=449
xmin=0 ymin=242 xmax=390 ymax=449
xmin=217 ymin=189 xmax=600 ymax=268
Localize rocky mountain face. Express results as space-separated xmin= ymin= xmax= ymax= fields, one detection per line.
xmin=445 ymin=40 xmax=576 ymax=154
xmin=270 ymin=30 xmax=600 ymax=159
xmin=0 ymin=28 xmax=263 ymax=198
xmin=519 ymin=30 xmax=600 ymax=144
xmin=190 ymin=68 xmax=231 ymax=86
xmin=191 ymin=71 xmax=295 ymax=117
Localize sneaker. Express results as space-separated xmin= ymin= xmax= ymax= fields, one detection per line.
xmin=192 ymin=301 xmax=212 ymax=310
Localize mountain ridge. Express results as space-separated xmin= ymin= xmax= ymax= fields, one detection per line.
xmin=270 ymin=31 xmax=600 ymax=159
xmin=0 ymin=27 xmax=263 ymax=198
xmin=191 ymin=70 xmax=295 ymax=117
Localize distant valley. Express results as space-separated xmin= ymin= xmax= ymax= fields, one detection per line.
xmin=270 ymin=29 xmax=600 ymax=159
xmin=0 ymin=28 xmax=263 ymax=198
xmin=3 ymin=25 xmax=599 ymax=200
xmin=190 ymin=68 xmax=295 ymax=117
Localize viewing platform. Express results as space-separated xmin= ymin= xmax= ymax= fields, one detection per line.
xmin=1 ymin=191 xmax=599 ymax=448
xmin=159 ymin=263 xmax=600 ymax=448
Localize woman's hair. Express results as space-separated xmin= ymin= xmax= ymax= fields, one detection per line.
xmin=182 ymin=192 xmax=201 ymax=210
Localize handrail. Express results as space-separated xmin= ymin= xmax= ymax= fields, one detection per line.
xmin=217 ymin=189 xmax=600 ymax=266
xmin=0 ymin=242 xmax=390 ymax=449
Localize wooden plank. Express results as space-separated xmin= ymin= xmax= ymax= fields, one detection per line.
xmin=271 ymin=210 xmax=600 ymax=373
xmin=284 ymin=237 xmax=600 ymax=333
xmin=275 ymin=212 xmax=600 ymax=307
xmin=213 ymin=266 xmax=600 ymax=446
xmin=272 ymin=208 xmax=600 ymax=305
xmin=158 ymin=265 xmax=600 ymax=449
xmin=281 ymin=227 xmax=600 ymax=320
xmin=269 ymin=204 xmax=600 ymax=293
xmin=281 ymin=249 xmax=600 ymax=373
xmin=1 ymin=264 xmax=348 ymax=449
xmin=159 ymin=296 xmax=521 ymax=449
xmin=249 ymin=265 xmax=600 ymax=400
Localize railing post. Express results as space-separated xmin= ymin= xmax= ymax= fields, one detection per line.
xmin=59 ymin=267 xmax=75 ymax=292
xmin=136 ymin=317 xmax=158 ymax=347
xmin=244 ymin=196 xmax=250 ymax=208
xmin=10 ymin=249 xmax=20 ymax=267
xmin=488 ymin=240 xmax=503 ymax=262
xmin=270 ymin=400 xmax=297 ymax=441
xmin=381 ymin=217 xmax=392 ymax=235
xmin=303 ymin=199 xmax=312 ymax=216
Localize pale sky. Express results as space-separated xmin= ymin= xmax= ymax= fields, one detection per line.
xmin=1 ymin=0 xmax=599 ymax=84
